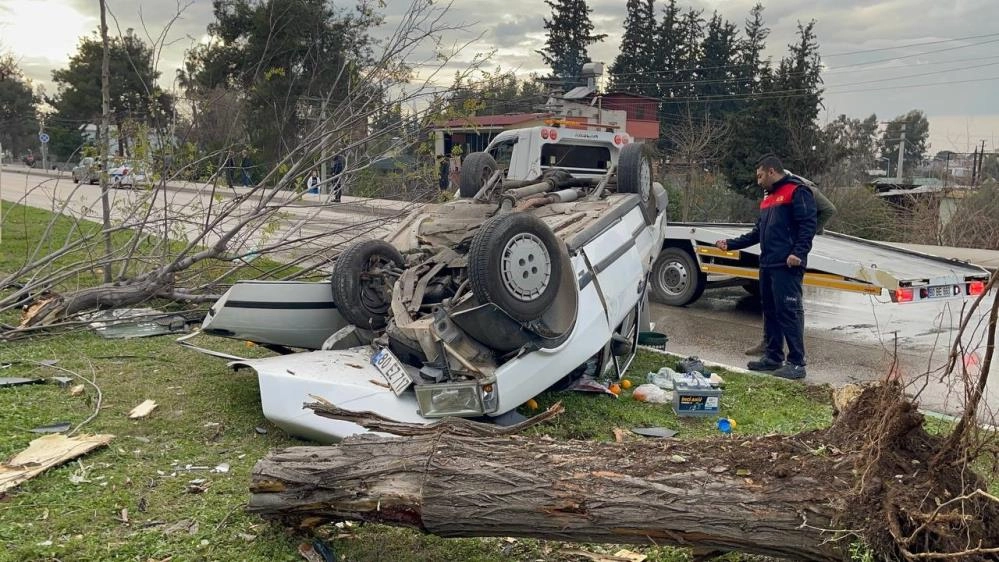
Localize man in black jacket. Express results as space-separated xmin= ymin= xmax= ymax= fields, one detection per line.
xmin=716 ymin=155 xmax=818 ymax=379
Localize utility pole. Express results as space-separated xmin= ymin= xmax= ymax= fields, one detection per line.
xmin=971 ymin=145 xmax=979 ymax=187
xmin=979 ymin=140 xmax=987 ymax=186
xmin=895 ymin=124 xmax=906 ymax=181
xmin=99 ymin=0 xmax=113 ymax=284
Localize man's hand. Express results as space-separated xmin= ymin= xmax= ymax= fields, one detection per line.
xmin=786 ymin=254 xmax=802 ymax=267
xmin=715 ymin=240 xmax=728 ymax=251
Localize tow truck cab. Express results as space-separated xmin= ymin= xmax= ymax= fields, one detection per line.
xmin=485 ymin=125 xmax=633 ymax=182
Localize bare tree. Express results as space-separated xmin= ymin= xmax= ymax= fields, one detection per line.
xmin=663 ymin=106 xmax=728 ymax=222
xmin=0 ymin=0 xmax=487 ymax=336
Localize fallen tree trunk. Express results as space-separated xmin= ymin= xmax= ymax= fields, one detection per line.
xmin=250 ymin=433 xmax=853 ymax=559
xmin=248 ymin=386 xmax=999 ymax=561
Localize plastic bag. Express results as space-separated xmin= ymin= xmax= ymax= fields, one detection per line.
xmin=678 ymin=355 xmax=710 ymax=376
xmin=632 ymin=383 xmax=671 ymax=404
xmin=646 ymin=367 xmax=677 ymax=389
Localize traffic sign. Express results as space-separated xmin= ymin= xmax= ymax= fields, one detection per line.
xmin=39 ymin=133 xmax=50 ymax=144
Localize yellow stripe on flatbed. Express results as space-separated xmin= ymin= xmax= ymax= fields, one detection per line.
xmin=699 ymin=264 xmax=883 ymax=295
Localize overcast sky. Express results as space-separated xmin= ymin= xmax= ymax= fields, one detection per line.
xmin=2 ymin=0 xmax=998 ymax=152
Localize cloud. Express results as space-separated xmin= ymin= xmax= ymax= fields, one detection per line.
xmin=6 ymin=0 xmax=998 ymax=149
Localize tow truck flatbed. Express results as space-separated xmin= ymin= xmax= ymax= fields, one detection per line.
xmin=651 ymin=223 xmax=991 ymax=305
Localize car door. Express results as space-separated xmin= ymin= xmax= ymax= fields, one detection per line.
xmin=580 ymin=204 xmax=647 ymax=328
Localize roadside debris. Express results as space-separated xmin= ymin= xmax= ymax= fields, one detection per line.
xmin=69 ymin=385 xmax=85 ymax=396
xmin=29 ymin=422 xmax=72 ymax=434
xmin=0 ymin=377 xmax=43 ymax=388
xmin=298 ymin=539 xmax=336 ymax=562
xmin=562 ymin=548 xmax=648 ymax=561
xmin=86 ymin=308 xmax=195 ymax=339
xmin=716 ymin=418 xmax=737 ymax=434
xmin=0 ymin=433 xmax=114 ymax=493
xmin=631 ymin=384 xmax=670 ymax=404
xmin=630 ymin=427 xmax=678 ymax=438
xmin=127 ymin=400 xmax=158 ymax=419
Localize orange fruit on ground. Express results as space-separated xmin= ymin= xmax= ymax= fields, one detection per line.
xmin=526 ymin=399 xmax=539 ymax=410
xmin=620 ymin=379 xmax=633 ymax=390
xmin=609 ymin=383 xmax=622 ymax=395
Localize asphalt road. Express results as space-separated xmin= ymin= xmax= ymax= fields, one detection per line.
xmin=0 ymin=166 xmax=401 ymax=264
xmin=3 ymin=165 xmax=994 ymax=418
xmin=650 ymin=284 xmax=997 ymax=418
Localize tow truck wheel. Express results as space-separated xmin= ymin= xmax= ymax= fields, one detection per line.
xmin=616 ymin=143 xmax=656 ymax=224
xmin=650 ymin=247 xmax=706 ymax=306
xmin=468 ymin=212 xmax=562 ymax=322
xmin=330 ymin=239 xmax=406 ymax=330
xmin=458 ymin=152 xmax=497 ymax=198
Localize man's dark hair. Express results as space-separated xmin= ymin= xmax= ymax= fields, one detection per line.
xmin=756 ymin=154 xmax=783 ymax=172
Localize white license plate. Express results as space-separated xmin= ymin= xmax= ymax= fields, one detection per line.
xmin=926 ymin=286 xmax=952 ymax=299
xmin=372 ymin=347 xmax=413 ymax=396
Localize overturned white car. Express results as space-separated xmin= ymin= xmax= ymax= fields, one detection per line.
xmin=190 ymin=139 xmax=668 ymax=442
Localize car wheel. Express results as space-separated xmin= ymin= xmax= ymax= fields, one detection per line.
xmin=650 ymin=247 xmax=706 ymax=306
xmin=616 ymin=143 xmax=657 ymax=225
xmin=743 ymin=280 xmax=761 ymax=297
xmin=458 ymin=152 xmax=497 ymax=198
xmin=468 ymin=212 xmax=563 ymax=322
xmin=330 ymin=239 xmax=405 ymax=330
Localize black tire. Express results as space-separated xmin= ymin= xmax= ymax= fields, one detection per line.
xmin=458 ymin=152 xmax=497 ymax=198
xmin=616 ymin=143 xmax=656 ymax=224
xmin=650 ymin=247 xmax=706 ymax=306
xmin=468 ymin=213 xmax=563 ymax=322
xmin=330 ymin=239 xmax=405 ymax=330
xmin=743 ymin=281 xmax=761 ymax=297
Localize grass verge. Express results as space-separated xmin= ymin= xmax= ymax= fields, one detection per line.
xmin=0 ymin=330 xmax=834 ymax=562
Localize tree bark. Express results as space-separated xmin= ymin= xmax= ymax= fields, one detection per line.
xmin=249 ymin=432 xmax=853 ymax=561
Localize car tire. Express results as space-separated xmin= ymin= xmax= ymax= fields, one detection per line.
xmin=650 ymin=247 xmax=706 ymax=306
xmin=330 ymin=239 xmax=405 ymax=330
xmin=616 ymin=143 xmax=657 ymax=225
xmin=468 ymin=212 xmax=563 ymax=322
xmin=458 ymin=152 xmax=497 ymax=198
xmin=743 ymin=281 xmax=761 ymax=297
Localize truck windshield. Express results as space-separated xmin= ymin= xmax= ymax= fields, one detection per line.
xmin=540 ymin=144 xmax=611 ymax=174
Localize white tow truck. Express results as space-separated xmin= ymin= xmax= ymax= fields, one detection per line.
xmin=475 ymin=122 xmax=990 ymax=307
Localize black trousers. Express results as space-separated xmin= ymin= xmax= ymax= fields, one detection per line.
xmin=760 ymin=266 xmax=806 ymax=366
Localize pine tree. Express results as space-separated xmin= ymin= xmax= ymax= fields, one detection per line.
xmin=697 ymin=12 xmax=740 ymax=117
xmin=654 ymin=0 xmax=684 ymax=137
xmin=538 ymin=0 xmax=607 ymax=91
xmin=737 ymin=3 xmax=769 ymax=98
xmin=609 ymin=0 xmax=657 ymax=97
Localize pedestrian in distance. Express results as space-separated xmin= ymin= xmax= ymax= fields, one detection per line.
xmin=330 ymin=152 xmax=345 ymax=203
xmin=436 ymin=154 xmax=448 ymax=193
xmin=716 ymin=154 xmax=818 ymax=380
xmin=306 ymin=169 xmax=321 ymax=194
xmin=222 ymin=152 xmax=235 ymax=190
xmin=239 ymin=150 xmax=253 ymax=187
xmin=744 ymin=168 xmax=836 ymax=357
xmin=447 ymin=151 xmax=461 ymax=190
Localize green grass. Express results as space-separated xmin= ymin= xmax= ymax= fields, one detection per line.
xmin=0 ymin=200 xmax=841 ymax=561
xmin=0 ymin=331 xmax=829 ymax=562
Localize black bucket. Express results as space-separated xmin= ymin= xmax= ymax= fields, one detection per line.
xmin=638 ymin=331 xmax=668 ymax=350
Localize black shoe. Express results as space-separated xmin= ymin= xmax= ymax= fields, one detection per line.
xmin=747 ymin=357 xmax=782 ymax=372
xmin=773 ymin=363 xmax=806 ymax=380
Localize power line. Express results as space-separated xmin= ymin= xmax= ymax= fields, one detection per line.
xmin=824 ymin=31 xmax=999 ymax=57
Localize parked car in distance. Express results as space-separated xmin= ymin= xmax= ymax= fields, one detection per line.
xmin=109 ymin=163 xmax=149 ymax=189
xmin=72 ymin=157 xmax=101 ymax=184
